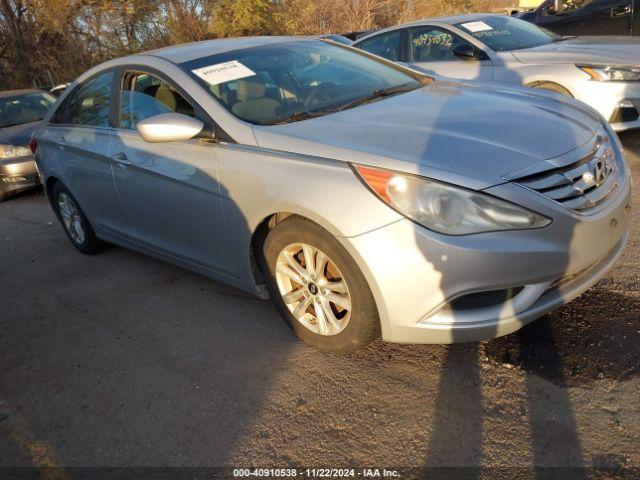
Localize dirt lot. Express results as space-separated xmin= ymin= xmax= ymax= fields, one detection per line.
xmin=0 ymin=133 xmax=639 ymax=479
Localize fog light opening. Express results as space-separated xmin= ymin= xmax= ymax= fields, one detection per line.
xmin=610 ymin=101 xmax=639 ymax=124
xmin=443 ymin=287 xmax=525 ymax=312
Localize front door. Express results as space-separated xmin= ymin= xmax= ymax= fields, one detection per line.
xmin=109 ymin=69 xmax=235 ymax=277
xmin=406 ymin=26 xmax=494 ymax=82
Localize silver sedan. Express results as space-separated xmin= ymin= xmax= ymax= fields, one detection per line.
xmin=0 ymin=89 xmax=55 ymax=200
xmin=33 ymin=37 xmax=631 ymax=353
xmin=353 ymin=14 xmax=640 ymax=131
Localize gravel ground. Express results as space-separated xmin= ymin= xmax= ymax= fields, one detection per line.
xmin=0 ymin=133 xmax=639 ymax=479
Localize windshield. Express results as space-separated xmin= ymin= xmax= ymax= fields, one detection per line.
xmin=181 ymin=40 xmax=424 ymax=125
xmin=0 ymin=92 xmax=55 ymax=128
xmin=456 ymin=16 xmax=561 ymax=52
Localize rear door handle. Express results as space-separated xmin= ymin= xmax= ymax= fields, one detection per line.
xmin=55 ymin=136 xmax=66 ymax=149
xmin=111 ymin=152 xmax=129 ymax=164
xmin=612 ymin=4 xmax=631 ymax=17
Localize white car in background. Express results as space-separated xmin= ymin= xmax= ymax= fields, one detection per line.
xmin=353 ymin=13 xmax=640 ymax=131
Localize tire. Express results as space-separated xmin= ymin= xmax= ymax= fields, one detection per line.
xmin=0 ymin=189 xmax=16 ymax=202
xmin=261 ymin=216 xmax=380 ymax=354
xmin=531 ymin=82 xmax=573 ymax=98
xmin=52 ymin=182 xmax=105 ymax=255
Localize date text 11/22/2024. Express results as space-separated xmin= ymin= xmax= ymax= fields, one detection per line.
xmin=233 ymin=468 xmax=402 ymax=478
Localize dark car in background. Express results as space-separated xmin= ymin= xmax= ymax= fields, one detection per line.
xmin=0 ymin=89 xmax=55 ymax=200
xmin=518 ymin=0 xmax=638 ymax=36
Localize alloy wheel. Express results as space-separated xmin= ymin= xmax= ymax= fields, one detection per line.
xmin=275 ymin=243 xmax=352 ymax=336
xmin=58 ymin=193 xmax=86 ymax=245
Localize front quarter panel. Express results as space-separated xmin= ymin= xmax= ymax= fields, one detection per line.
xmin=215 ymin=143 xmax=403 ymax=292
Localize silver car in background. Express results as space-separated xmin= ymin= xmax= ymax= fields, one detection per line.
xmin=0 ymin=89 xmax=55 ymax=200
xmin=354 ymin=14 xmax=640 ymax=131
xmin=33 ymin=37 xmax=631 ymax=353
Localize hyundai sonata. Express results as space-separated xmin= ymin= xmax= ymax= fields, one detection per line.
xmin=32 ymin=37 xmax=631 ymax=353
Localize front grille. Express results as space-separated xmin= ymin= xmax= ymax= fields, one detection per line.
xmin=515 ymin=139 xmax=619 ymax=212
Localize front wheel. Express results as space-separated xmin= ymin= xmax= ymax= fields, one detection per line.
xmin=261 ymin=216 xmax=380 ymax=354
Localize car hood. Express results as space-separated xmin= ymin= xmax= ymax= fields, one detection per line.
xmin=0 ymin=120 xmax=40 ymax=147
xmin=252 ymin=81 xmax=600 ymax=189
xmin=511 ymin=36 xmax=640 ymax=66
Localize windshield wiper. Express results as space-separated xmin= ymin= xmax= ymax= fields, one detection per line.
xmin=334 ymin=83 xmax=421 ymax=112
xmin=266 ymin=109 xmax=336 ymax=125
xmin=265 ymin=83 xmax=420 ymax=125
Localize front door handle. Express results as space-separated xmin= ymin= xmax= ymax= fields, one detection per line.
xmin=111 ymin=152 xmax=129 ymax=164
xmin=612 ymin=4 xmax=631 ymax=17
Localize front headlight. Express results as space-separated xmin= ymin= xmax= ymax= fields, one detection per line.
xmin=0 ymin=145 xmax=32 ymax=159
xmin=578 ymin=65 xmax=640 ymax=82
xmin=354 ymin=165 xmax=551 ymax=235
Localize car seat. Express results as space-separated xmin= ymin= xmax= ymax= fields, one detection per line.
xmin=232 ymin=77 xmax=281 ymax=123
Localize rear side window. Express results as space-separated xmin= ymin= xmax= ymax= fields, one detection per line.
xmin=120 ymin=71 xmax=195 ymax=130
xmin=357 ymin=31 xmax=403 ymax=61
xmin=57 ymin=71 xmax=114 ymax=127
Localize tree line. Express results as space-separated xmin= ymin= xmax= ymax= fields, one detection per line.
xmin=0 ymin=0 xmax=514 ymax=90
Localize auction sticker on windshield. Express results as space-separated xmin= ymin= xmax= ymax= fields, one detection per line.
xmin=192 ymin=60 xmax=256 ymax=85
xmin=461 ymin=21 xmax=493 ymax=33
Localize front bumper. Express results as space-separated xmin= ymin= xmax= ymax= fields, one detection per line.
xmin=574 ymin=80 xmax=640 ymax=132
xmin=342 ymin=173 xmax=632 ymax=344
xmin=0 ymin=155 xmax=39 ymax=196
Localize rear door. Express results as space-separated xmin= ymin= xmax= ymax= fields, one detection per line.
xmin=109 ymin=68 xmax=235 ymax=276
xmin=536 ymin=0 xmax=633 ymax=35
xmin=406 ymin=26 xmax=494 ymax=82
xmin=41 ymin=69 xmax=127 ymax=233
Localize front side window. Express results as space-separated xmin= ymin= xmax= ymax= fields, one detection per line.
xmin=0 ymin=92 xmax=55 ymax=128
xmin=63 ymin=71 xmax=114 ymax=127
xmin=409 ymin=27 xmax=470 ymax=62
xmin=182 ymin=40 xmax=423 ymax=125
xmin=545 ymin=0 xmax=597 ymax=15
xmin=120 ymin=72 xmax=195 ymax=130
xmin=456 ymin=16 xmax=560 ymax=52
xmin=357 ymin=31 xmax=403 ymax=61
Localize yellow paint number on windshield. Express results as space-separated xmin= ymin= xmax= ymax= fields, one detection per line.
xmin=412 ymin=32 xmax=453 ymax=49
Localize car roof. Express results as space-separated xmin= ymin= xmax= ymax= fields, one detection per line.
xmin=420 ymin=13 xmax=501 ymax=26
xmin=145 ymin=36 xmax=309 ymax=64
xmin=0 ymin=88 xmax=45 ymax=99
xmin=355 ymin=13 xmax=502 ymax=42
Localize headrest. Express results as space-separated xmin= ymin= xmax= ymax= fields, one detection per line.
xmin=155 ymin=85 xmax=177 ymax=111
xmin=236 ymin=77 xmax=266 ymax=102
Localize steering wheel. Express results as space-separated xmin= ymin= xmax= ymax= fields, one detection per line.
xmin=304 ymin=82 xmax=337 ymax=108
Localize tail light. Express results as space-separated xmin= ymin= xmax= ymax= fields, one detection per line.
xmin=29 ymin=138 xmax=38 ymax=154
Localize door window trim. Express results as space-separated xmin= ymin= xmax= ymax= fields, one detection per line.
xmin=114 ymin=65 xmax=234 ymax=143
xmin=48 ymin=68 xmax=119 ymax=130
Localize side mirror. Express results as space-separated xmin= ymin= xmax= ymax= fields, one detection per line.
xmin=453 ymin=44 xmax=483 ymax=61
xmin=136 ymin=112 xmax=205 ymax=143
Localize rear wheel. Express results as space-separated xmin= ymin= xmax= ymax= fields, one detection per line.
xmin=0 ymin=189 xmax=16 ymax=202
xmin=261 ymin=216 xmax=380 ymax=354
xmin=52 ymin=182 xmax=105 ymax=255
